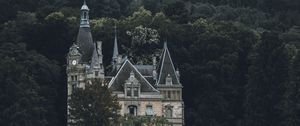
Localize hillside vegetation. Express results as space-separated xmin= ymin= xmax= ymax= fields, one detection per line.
xmin=0 ymin=0 xmax=299 ymax=126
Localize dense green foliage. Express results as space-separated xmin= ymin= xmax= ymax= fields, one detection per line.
xmin=0 ymin=43 xmax=64 ymax=126
xmin=68 ymin=79 xmax=120 ymax=126
xmin=0 ymin=0 xmax=299 ymax=126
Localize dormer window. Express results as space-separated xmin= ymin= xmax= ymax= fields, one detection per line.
xmin=166 ymin=74 xmax=172 ymax=85
xmin=124 ymin=71 xmax=140 ymax=98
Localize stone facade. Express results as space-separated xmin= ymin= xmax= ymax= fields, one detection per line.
xmin=67 ymin=2 xmax=184 ymax=125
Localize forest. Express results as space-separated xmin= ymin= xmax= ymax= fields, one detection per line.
xmin=0 ymin=0 xmax=299 ymax=126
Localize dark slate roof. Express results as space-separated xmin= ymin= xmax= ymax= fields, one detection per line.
xmin=104 ymin=77 xmax=112 ymax=85
xmin=108 ymin=60 xmax=158 ymax=92
xmin=157 ymin=43 xmax=180 ymax=85
xmin=76 ymin=27 xmax=94 ymax=62
xmin=134 ymin=65 xmax=153 ymax=76
xmin=145 ymin=76 xmax=156 ymax=86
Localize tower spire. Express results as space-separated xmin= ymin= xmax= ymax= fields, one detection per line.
xmin=112 ymin=23 xmax=119 ymax=62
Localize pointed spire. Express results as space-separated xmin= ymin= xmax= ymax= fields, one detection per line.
xmin=112 ymin=23 xmax=119 ymax=61
xmin=91 ymin=43 xmax=99 ymax=66
xmin=156 ymin=41 xmax=180 ymax=85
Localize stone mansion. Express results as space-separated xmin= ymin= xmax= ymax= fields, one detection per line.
xmin=66 ymin=2 xmax=184 ymax=125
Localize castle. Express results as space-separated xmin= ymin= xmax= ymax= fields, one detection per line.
xmin=67 ymin=2 xmax=184 ymax=125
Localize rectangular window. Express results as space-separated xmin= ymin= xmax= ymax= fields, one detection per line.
xmin=167 ymin=91 xmax=171 ymax=99
xmin=165 ymin=107 xmax=172 ymax=118
xmin=95 ymin=71 xmax=99 ymax=76
xmin=74 ymin=75 xmax=78 ymax=81
xmin=72 ymin=83 xmax=77 ymax=91
xmin=126 ymin=88 xmax=131 ymax=97
xmin=133 ymin=87 xmax=139 ymax=97
xmin=128 ymin=106 xmax=137 ymax=116
xmin=146 ymin=105 xmax=153 ymax=116
xmin=173 ymin=91 xmax=176 ymax=100
xmin=71 ymin=75 xmax=78 ymax=81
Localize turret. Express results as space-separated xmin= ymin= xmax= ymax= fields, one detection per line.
xmin=76 ymin=0 xmax=94 ymax=62
xmin=67 ymin=43 xmax=82 ymax=96
xmin=90 ymin=41 xmax=104 ymax=79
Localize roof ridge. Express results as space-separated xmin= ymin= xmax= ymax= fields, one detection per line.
xmin=108 ymin=59 xmax=159 ymax=92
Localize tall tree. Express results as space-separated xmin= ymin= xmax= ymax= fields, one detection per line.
xmin=68 ymin=79 xmax=121 ymax=126
xmin=0 ymin=42 xmax=63 ymax=126
xmin=244 ymin=32 xmax=290 ymax=126
xmin=280 ymin=52 xmax=300 ymax=126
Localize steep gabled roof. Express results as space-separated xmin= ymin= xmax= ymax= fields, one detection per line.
xmin=157 ymin=42 xmax=180 ymax=85
xmin=108 ymin=60 xmax=159 ymax=92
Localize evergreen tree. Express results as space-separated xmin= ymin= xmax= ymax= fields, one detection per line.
xmin=280 ymin=52 xmax=300 ymax=126
xmin=68 ymin=79 xmax=121 ymax=126
xmin=244 ymin=32 xmax=290 ymax=126
xmin=0 ymin=42 xmax=63 ymax=126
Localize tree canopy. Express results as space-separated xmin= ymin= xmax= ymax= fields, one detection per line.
xmin=68 ymin=79 xmax=121 ymax=126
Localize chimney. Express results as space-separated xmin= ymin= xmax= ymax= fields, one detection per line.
xmin=152 ymin=56 xmax=157 ymax=69
xmin=152 ymin=55 xmax=157 ymax=81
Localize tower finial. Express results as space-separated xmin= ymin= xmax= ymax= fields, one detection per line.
xmin=163 ymin=39 xmax=168 ymax=49
xmin=80 ymin=0 xmax=90 ymax=27
xmin=114 ymin=22 xmax=117 ymax=38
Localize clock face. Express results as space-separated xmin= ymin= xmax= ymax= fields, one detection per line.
xmin=72 ymin=60 xmax=77 ymax=65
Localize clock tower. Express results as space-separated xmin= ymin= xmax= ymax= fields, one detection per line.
xmin=66 ymin=1 xmax=184 ymax=125
xmin=66 ymin=43 xmax=82 ymax=96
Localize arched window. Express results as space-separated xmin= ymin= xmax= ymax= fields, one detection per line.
xmin=83 ymin=12 xmax=87 ymax=19
xmin=166 ymin=74 xmax=172 ymax=85
xmin=165 ymin=107 xmax=172 ymax=118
